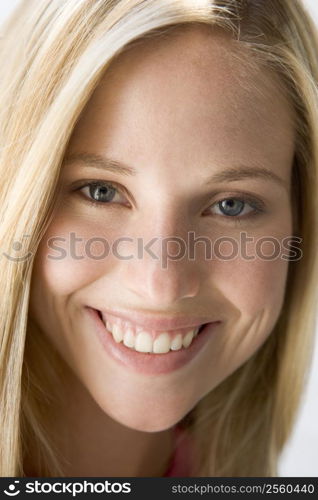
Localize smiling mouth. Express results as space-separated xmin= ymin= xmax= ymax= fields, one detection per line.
xmin=96 ymin=310 xmax=207 ymax=354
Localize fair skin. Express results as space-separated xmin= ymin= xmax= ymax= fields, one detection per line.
xmin=28 ymin=25 xmax=295 ymax=476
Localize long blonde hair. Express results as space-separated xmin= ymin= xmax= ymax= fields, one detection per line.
xmin=0 ymin=0 xmax=317 ymax=477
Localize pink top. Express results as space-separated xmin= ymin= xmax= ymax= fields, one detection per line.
xmin=163 ymin=425 xmax=194 ymax=477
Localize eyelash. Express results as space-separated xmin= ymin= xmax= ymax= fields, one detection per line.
xmin=74 ymin=180 xmax=265 ymax=220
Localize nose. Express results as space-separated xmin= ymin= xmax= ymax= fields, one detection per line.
xmin=122 ymin=225 xmax=202 ymax=307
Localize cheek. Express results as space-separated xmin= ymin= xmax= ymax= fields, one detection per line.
xmin=191 ymin=253 xmax=290 ymax=405
xmin=31 ymin=214 xmax=122 ymax=296
xmin=28 ymin=214 xmax=121 ymax=353
xmin=216 ymin=257 xmax=289 ymax=320
xmin=210 ymin=231 xmax=291 ymax=321
xmin=197 ymin=240 xmax=290 ymax=391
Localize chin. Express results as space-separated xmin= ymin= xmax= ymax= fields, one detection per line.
xmin=115 ymin=414 xmax=182 ymax=433
xmin=98 ymin=399 xmax=187 ymax=433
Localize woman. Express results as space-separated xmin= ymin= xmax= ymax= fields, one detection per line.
xmin=0 ymin=0 xmax=317 ymax=477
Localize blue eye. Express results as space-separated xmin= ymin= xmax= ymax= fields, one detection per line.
xmin=75 ymin=182 xmax=264 ymax=220
xmin=88 ymin=183 xmax=115 ymax=202
xmin=79 ymin=182 xmax=125 ymax=204
xmin=209 ymin=197 xmax=264 ymax=218
xmin=218 ymin=199 xmax=245 ymax=216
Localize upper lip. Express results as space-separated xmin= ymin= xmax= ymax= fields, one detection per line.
xmin=92 ymin=307 xmax=221 ymax=331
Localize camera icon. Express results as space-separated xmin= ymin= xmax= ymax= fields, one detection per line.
xmin=3 ymin=480 xmax=20 ymax=496
xmin=2 ymin=234 xmax=33 ymax=263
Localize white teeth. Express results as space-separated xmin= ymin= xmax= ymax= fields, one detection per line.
xmin=102 ymin=315 xmax=201 ymax=353
xmin=123 ymin=327 xmax=135 ymax=348
xmin=170 ymin=334 xmax=183 ymax=351
xmin=153 ymin=333 xmax=171 ymax=354
xmin=182 ymin=330 xmax=194 ymax=348
xmin=135 ymin=331 xmax=153 ymax=353
xmin=111 ymin=324 xmax=124 ymax=343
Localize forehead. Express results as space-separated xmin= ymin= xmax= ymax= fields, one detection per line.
xmin=104 ymin=23 xmax=292 ymax=109
xmin=69 ymin=24 xmax=295 ymax=181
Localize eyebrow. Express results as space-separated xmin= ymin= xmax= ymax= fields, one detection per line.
xmin=63 ymin=152 xmax=288 ymax=190
xmin=206 ymin=166 xmax=287 ymax=190
xmin=63 ymin=153 xmax=136 ymax=176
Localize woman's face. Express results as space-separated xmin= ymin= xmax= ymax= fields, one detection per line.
xmin=30 ymin=26 xmax=295 ymax=431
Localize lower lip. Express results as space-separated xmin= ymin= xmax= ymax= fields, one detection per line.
xmin=86 ymin=307 xmax=221 ymax=375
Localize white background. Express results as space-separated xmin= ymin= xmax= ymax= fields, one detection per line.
xmin=0 ymin=0 xmax=317 ymax=477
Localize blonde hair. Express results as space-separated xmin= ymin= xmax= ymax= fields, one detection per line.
xmin=0 ymin=0 xmax=317 ymax=477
